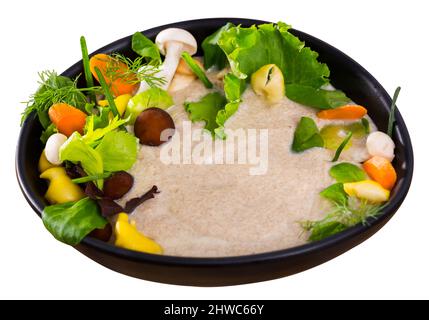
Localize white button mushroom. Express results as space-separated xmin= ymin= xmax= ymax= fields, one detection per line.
xmin=45 ymin=133 xmax=68 ymax=165
xmin=137 ymin=28 xmax=197 ymax=94
xmin=366 ymin=131 xmax=395 ymax=161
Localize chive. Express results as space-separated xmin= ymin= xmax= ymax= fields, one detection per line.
xmin=332 ymin=131 xmax=353 ymax=162
xmin=80 ymin=36 xmax=95 ymax=102
xmin=94 ymin=66 xmax=119 ymax=117
xmin=361 ymin=118 xmax=370 ymax=134
xmin=387 ymin=86 xmax=401 ymax=137
xmin=181 ymin=52 xmax=213 ymax=88
xmin=72 ymin=173 xmax=111 ymax=184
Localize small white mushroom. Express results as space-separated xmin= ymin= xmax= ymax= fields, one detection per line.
xmin=45 ymin=133 xmax=68 ymax=165
xmin=366 ymin=131 xmax=395 ymax=161
xmin=137 ymin=28 xmax=197 ymax=94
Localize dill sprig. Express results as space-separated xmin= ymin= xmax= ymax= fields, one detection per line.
xmin=105 ymin=53 xmax=166 ymax=88
xmin=22 ymin=70 xmax=100 ymax=126
xmin=301 ymin=197 xmax=383 ymax=242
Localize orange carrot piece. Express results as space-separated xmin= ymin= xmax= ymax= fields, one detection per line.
xmin=317 ymin=105 xmax=367 ymax=120
xmin=89 ymin=53 xmax=139 ymax=97
xmin=48 ymin=103 xmax=87 ymax=137
xmin=363 ymin=156 xmax=397 ymax=190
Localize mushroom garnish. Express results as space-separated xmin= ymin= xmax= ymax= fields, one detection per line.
xmin=137 ymin=28 xmax=197 ymax=93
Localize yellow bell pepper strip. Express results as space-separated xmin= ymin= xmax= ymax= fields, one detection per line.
xmin=40 ymin=167 xmax=85 ymax=204
xmin=114 ymin=213 xmax=163 ymax=254
xmin=98 ymin=94 xmax=131 ymax=118
xmin=343 ymin=180 xmax=390 ymax=203
xmin=38 ymin=150 xmax=58 ymax=173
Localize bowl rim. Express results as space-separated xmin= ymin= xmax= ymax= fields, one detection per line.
xmin=16 ymin=17 xmax=414 ymax=267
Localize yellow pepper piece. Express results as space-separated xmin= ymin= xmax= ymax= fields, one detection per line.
xmin=343 ymin=180 xmax=390 ymax=203
xmin=98 ymin=94 xmax=131 ymax=117
xmin=38 ymin=149 xmax=58 ymax=173
xmin=251 ymin=64 xmax=285 ymax=104
xmin=40 ymin=167 xmax=85 ymax=204
xmin=114 ymin=213 xmax=163 ymax=254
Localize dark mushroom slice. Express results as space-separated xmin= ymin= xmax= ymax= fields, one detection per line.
xmin=89 ymin=223 xmax=112 ymax=242
xmin=103 ymin=171 xmax=134 ymax=200
xmin=134 ymin=107 xmax=175 ymax=146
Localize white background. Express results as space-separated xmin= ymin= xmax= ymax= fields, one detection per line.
xmin=1 ymin=0 xmax=428 ymax=299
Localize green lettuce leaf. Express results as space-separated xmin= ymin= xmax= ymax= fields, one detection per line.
xmin=185 ymin=92 xmax=227 ymax=135
xmin=42 ymin=198 xmax=107 ymax=245
xmin=82 ymin=115 xmax=128 ymax=146
xmin=329 ymin=163 xmax=366 ymax=183
xmin=214 ymin=73 xmax=246 ymax=139
xmin=286 ymin=84 xmax=351 ymax=109
xmin=132 ymin=32 xmax=161 ymax=65
xmin=307 ymin=220 xmax=348 ymax=242
xmin=292 ymin=117 xmax=324 ymax=152
xmin=218 ymin=22 xmax=329 ymax=87
xmin=320 ymin=183 xmax=348 ymax=205
xmin=125 ymin=87 xmax=174 ymax=124
xmin=60 ymin=132 xmax=104 ymax=188
xmin=205 ymin=22 xmax=350 ymax=109
xmin=95 ymin=131 xmax=139 ymax=172
xmin=202 ymin=22 xmax=235 ymax=70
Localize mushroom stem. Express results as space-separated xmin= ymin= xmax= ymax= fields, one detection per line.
xmin=136 ymin=42 xmax=184 ymax=94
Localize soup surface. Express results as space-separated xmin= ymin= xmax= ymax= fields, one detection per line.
xmin=119 ymin=71 xmax=373 ymax=257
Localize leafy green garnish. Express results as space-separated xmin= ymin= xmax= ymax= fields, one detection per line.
xmin=320 ymin=183 xmax=348 ymax=205
xmin=292 ymin=117 xmax=324 ymax=152
xmin=204 ymin=22 xmax=350 ymax=109
xmin=285 ymin=84 xmax=351 ymax=109
xmin=185 ymin=93 xmax=227 ymax=135
xmin=84 ymin=106 xmax=110 ymax=132
xmin=332 ymin=131 xmax=353 ymax=162
xmin=71 ymin=173 xmax=112 ymax=184
xmin=387 ymin=86 xmax=401 ymax=137
xmin=131 ymin=32 xmax=161 ymax=65
xmin=202 ymin=22 xmax=234 ymax=70
xmin=80 ymin=36 xmax=95 ymax=102
xmin=40 ymin=123 xmax=58 ymax=144
xmin=214 ymin=73 xmax=246 ymax=139
xmin=22 ymin=71 xmax=94 ymax=128
xmin=105 ymin=53 xmax=165 ymax=87
xmin=60 ymin=132 xmax=104 ymax=188
xmin=82 ymin=115 xmax=128 ymax=146
xmin=125 ymin=87 xmax=174 ymax=124
xmin=95 ymin=131 xmax=138 ymax=172
xmin=361 ymin=118 xmax=370 ymax=134
xmin=181 ymin=52 xmax=213 ymax=88
xmin=329 ymin=163 xmax=366 ymax=183
xmin=94 ymin=66 xmax=120 ymax=117
xmin=301 ymin=198 xmax=382 ymax=242
xmin=42 ymin=198 xmax=107 ymax=245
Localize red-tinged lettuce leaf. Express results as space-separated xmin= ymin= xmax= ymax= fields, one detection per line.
xmin=125 ymin=185 xmax=159 ymax=214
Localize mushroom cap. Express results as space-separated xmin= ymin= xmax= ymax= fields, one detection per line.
xmin=155 ymin=28 xmax=197 ymax=56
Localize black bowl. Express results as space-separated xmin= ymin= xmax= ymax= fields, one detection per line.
xmin=16 ymin=18 xmax=413 ymax=286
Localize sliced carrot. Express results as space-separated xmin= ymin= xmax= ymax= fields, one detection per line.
xmin=89 ymin=53 xmax=139 ymax=97
xmin=317 ymin=105 xmax=367 ymax=120
xmin=363 ymin=156 xmax=397 ymax=190
xmin=48 ymin=103 xmax=87 ymax=137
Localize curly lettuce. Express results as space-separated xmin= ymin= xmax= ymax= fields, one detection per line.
xmin=204 ymin=22 xmax=351 ymax=109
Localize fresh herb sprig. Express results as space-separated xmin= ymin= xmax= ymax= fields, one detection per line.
xmin=105 ymin=53 xmax=166 ymax=88
xmin=301 ymin=198 xmax=383 ymax=242
xmin=80 ymin=36 xmax=95 ymax=102
xmin=387 ymin=86 xmax=401 ymax=137
xmin=181 ymin=52 xmax=213 ymax=88
xmin=332 ymin=131 xmax=352 ymax=162
xmin=22 ymin=71 xmax=100 ymax=127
